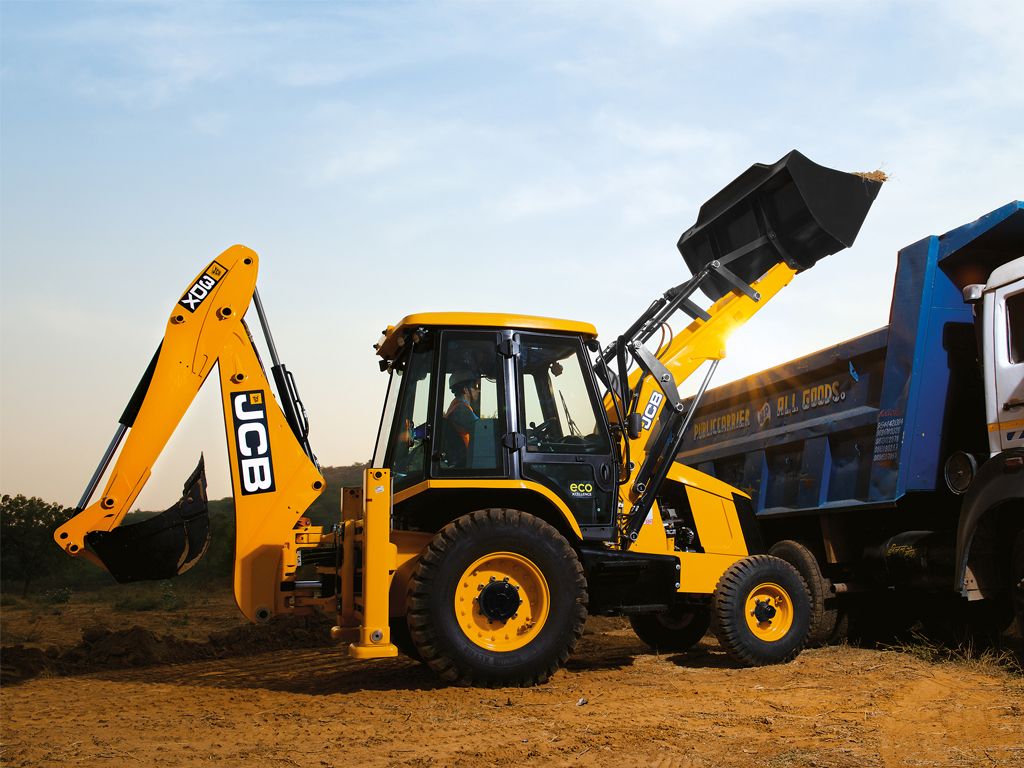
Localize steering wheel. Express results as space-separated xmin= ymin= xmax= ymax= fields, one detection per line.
xmin=526 ymin=417 xmax=560 ymax=448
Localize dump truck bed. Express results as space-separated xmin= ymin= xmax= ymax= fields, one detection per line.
xmin=677 ymin=201 xmax=1023 ymax=517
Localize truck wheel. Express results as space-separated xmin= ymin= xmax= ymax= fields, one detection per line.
xmin=629 ymin=605 xmax=710 ymax=653
xmin=920 ymin=596 xmax=1013 ymax=649
xmin=1013 ymin=530 xmax=1024 ymax=637
xmin=407 ymin=509 xmax=587 ymax=687
xmin=769 ymin=539 xmax=839 ymax=647
xmin=711 ymin=555 xmax=811 ymax=666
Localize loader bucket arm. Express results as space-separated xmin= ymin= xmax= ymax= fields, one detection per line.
xmin=54 ymin=247 xmax=325 ymax=621
xmin=600 ymin=150 xmax=883 ymax=545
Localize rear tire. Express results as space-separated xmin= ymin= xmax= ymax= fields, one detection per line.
xmin=630 ymin=605 xmax=710 ymax=653
xmin=711 ymin=555 xmax=811 ymax=666
xmin=1012 ymin=530 xmax=1024 ymax=637
xmin=407 ymin=509 xmax=587 ymax=687
xmin=769 ymin=539 xmax=839 ymax=647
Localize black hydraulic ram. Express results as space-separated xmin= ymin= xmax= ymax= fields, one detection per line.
xmin=252 ymin=288 xmax=318 ymax=468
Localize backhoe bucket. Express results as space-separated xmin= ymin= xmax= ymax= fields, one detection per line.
xmin=86 ymin=456 xmax=211 ymax=582
xmin=678 ymin=150 xmax=883 ymax=301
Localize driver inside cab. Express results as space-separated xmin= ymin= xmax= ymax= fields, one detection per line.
xmin=443 ymin=370 xmax=480 ymax=467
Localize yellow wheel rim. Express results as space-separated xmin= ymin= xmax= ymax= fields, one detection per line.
xmin=454 ymin=551 xmax=550 ymax=652
xmin=744 ymin=582 xmax=794 ymax=641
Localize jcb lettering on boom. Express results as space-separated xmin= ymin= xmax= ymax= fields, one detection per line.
xmin=232 ymin=390 xmax=276 ymax=494
xmin=179 ymin=261 xmax=227 ymax=312
xmin=641 ymin=391 xmax=664 ymax=430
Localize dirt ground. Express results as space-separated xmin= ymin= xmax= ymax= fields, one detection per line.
xmin=2 ymin=593 xmax=1023 ymax=768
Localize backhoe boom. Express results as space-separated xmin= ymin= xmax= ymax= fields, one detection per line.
xmin=54 ymin=246 xmax=325 ymax=621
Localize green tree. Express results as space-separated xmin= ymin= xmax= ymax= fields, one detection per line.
xmin=0 ymin=494 xmax=74 ymax=597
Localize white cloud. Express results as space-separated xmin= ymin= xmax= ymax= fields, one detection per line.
xmin=190 ymin=111 xmax=227 ymax=136
xmin=493 ymin=180 xmax=599 ymax=220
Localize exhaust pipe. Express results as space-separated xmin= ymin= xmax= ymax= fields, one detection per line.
xmin=86 ymin=456 xmax=211 ymax=582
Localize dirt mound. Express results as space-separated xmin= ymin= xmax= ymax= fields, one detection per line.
xmin=855 ymin=169 xmax=888 ymax=182
xmin=1 ymin=614 xmax=333 ymax=684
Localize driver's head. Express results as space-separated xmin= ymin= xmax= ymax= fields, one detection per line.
xmin=450 ymin=370 xmax=480 ymax=411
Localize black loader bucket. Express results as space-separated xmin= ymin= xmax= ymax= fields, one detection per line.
xmin=678 ymin=150 xmax=883 ymax=301
xmin=86 ymin=456 xmax=211 ymax=582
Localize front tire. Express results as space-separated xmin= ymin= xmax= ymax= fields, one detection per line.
xmin=711 ymin=555 xmax=811 ymax=666
xmin=407 ymin=509 xmax=587 ymax=687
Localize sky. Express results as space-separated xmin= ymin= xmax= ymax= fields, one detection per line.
xmin=1 ymin=0 xmax=1021 ymax=510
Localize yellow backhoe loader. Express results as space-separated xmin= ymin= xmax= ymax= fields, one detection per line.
xmin=56 ymin=151 xmax=882 ymax=686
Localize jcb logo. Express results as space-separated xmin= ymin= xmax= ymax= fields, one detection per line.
xmin=641 ymin=391 xmax=664 ymax=430
xmin=232 ymin=390 xmax=275 ymax=495
xmin=179 ymin=262 xmax=226 ymax=313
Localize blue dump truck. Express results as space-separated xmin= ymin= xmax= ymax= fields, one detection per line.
xmin=677 ymin=202 xmax=1024 ymax=645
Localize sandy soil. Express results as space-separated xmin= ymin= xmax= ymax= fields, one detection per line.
xmin=2 ymin=597 xmax=1022 ymax=768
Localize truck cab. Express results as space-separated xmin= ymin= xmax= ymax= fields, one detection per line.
xmin=972 ymin=257 xmax=1024 ymax=455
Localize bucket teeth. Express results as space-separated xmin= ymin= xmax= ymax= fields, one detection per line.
xmin=86 ymin=456 xmax=211 ymax=582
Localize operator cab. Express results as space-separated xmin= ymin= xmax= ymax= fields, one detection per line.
xmin=374 ymin=313 xmax=616 ymax=538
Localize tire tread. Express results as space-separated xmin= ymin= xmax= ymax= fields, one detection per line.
xmin=407 ymin=508 xmax=587 ymax=687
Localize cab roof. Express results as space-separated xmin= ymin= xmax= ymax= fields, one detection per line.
xmin=375 ymin=312 xmax=598 ymax=360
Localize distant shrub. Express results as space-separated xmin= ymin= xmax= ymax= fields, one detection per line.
xmin=44 ymin=587 xmax=72 ymax=605
xmin=113 ymin=593 xmax=161 ymax=612
xmin=113 ymin=582 xmax=189 ymax=612
xmin=1 ymin=494 xmax=75 ymax=597
xmin=160 ymin=582 xmax=187 ymax=611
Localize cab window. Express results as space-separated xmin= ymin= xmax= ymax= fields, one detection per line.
xmin=1007 ymin=290 xmax=1023 ymax=364
xmin=383 ymin=339 xmax=434 ymax=491
xmin=519 ymin=335 xmax=611 ymax=454
xmin=436 ymin=333 xmax=505 ymax=474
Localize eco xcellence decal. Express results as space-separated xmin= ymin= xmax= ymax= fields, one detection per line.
xmin=568 ymin=482 xmax=594 ymax=498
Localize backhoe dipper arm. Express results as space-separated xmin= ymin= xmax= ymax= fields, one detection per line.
xmin=54 ymin=246 xmax=325 ymax=621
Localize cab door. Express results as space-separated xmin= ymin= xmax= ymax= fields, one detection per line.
xmin=990 ymin=273 xmax=1024 ymax=452
xmin=431 ymin=330 xmax=509 ymax=478
xmin=514 ymin=333 xmax=616 ymax=540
